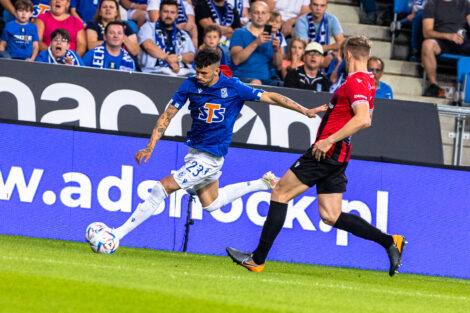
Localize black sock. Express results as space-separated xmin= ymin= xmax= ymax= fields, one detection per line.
xmin=252 ymin=201 xmax=288 ymax=265
xmin=333 ymin=212 xmax=393 ymax=249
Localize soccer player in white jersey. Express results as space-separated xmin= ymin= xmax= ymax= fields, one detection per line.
xmin=113 ymin=49 xmax=327 ymax=240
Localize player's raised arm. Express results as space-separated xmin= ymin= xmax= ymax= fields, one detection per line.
xmin=259 ymin=91 xmax=328 ymax=117
xmin=135 ymin=104 xmax=179 ymax=165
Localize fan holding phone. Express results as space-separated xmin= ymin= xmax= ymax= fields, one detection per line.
xmin=230 ymin=1 xmax=284 ymax=85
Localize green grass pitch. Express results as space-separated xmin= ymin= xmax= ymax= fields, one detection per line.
xmin=1 ymin=235 xmax=469 ymax=313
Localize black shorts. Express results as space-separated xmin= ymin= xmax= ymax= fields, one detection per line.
xmin=290 ymin=147 xmax=348 ymax=194
xmin=437 ymin=39 xmax=470 ymax=56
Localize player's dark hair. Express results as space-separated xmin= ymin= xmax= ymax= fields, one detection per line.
xmin=160 ymin=0 xmax=178 ymax=11
xmin=51 ymin=28 xmax=70 ymax=42
xmin=195 ymin=49 xmax=221 ymax=68
xmin=204 ymin=24 xmax=222 ymax=38
xmin=368 ymin=56 xmax=384 ymax=70
xmin=105 ymin=21 xmax=125 ymax=35
xmin=15 ymin=0 xmax=34 ymax=12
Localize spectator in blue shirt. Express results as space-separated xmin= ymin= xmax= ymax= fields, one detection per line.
xmin=294 ymin=0 xmax=344 ymax=68
xmin=230 ymin=1 xmax=282 ymax=85
xmin=83 ymin=21 xmax=135 ymax=71
xmin=0 ymin=0 xmax=39 ymax=60
xmin=70 ymin=0 xmax=101 ymax=25
xmin=368 ymin=56 xmax=393 ymax=99
xmin=36 ymin=28 xmax=84 ymax=65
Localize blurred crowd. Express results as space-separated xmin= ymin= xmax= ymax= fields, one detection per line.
xmin=15 ymin=0 xmax=467 ymax=99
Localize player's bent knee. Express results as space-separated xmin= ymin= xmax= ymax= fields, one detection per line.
xmin=203 ymin=197 xmax=222 ymax=212
xmin=319 ymin=209 xmax=340 ymax=226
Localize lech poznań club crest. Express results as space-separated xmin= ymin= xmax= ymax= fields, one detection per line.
xmin=221 ymin=88 xmax=228 ymax=98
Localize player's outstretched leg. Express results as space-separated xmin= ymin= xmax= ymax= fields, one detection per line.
xmin=113 ymin=181 xmax=168 ymax=240
xmin=202 ymin=171 xmax=279 ymax=212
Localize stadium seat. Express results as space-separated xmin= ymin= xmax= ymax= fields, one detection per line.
xmin=390 ymin=0 xmax=413 ymax=59
xmin=456 ymin=57 xmax=470 ymax=105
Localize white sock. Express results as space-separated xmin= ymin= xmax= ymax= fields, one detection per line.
xmin=114 ymin=181 xmax=167 ymax=239
xmin=203 ymin=179 xmax=268 ymax=212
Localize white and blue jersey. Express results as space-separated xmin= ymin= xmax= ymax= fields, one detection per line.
xmin=169 ymin=73 xmax=263 ymax=157
xmin=82 ymin=43 xmax=136 ymax=71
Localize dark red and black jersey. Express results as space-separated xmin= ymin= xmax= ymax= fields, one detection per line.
xmin=315 ymin=71 xmax=375 ymax=163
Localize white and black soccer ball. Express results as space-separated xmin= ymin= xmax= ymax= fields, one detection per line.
xmin=85 ymin=222 xmax=107 ymax=243
xmin=88 ymin=226 xmax=119 ymax=254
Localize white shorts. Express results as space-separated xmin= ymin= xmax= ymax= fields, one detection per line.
xmin=173 ymin=148 xmax=224 ymax=191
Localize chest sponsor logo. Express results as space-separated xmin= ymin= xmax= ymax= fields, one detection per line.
xmin=198 ymin=103 xmax=226 ymax=123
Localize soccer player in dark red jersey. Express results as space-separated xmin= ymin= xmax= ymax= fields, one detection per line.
xmin=227 ymin=35 xmax=406 ymax=276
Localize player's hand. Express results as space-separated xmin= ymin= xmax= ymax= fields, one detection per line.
xmin=305 ymin=104 xmax=328 ymax=118
xmin=255 ymin=32 xmax=271 ymax=46
xmin=312 ymin=138 xmax=333 ymax=161
xmin=448 ymin=33 xmax=464 ymax=45
xmin=135 ymin=147 xmax=153 ymax=165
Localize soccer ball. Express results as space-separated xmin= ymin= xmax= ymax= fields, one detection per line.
xmin=88 ymin=225 xmax=120 ymax=254
xmin=85 ymin=222 xmax=107 ymax=243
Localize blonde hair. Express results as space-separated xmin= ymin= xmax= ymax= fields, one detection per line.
xmin=268 ymin=10 xmax=281 ymax=23
xmin=342 ymin=35 xmax=371 ymax=59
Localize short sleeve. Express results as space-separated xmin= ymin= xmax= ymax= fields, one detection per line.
xmin=302 ymin=0 xmax=310 ymax=6
xmin=124 ymin=22 xmax=136 ymax=36
xmin=184 ymin=1 xmax=194 ymax=16
xmin=233 ymin=78 xmax=263 ymax=101
xmin=147 ymin=0 xmax=159 ymax=11
xmin=423 ymin=0 xmax=435 ymax=19
xmin=229 ymin=29 xmax=244 ymax=48
xmin=195 ymin=2 xmax=212 ymax=22
xmin=35 ymin=51 xmax=48 ymax=63
xmin=169 ymin=78 xmax=193 ymax=109
xmin=85 ymin=22 xmax=99 ymax=32
xmin=328 ymin=14 xmax=343 ymax=36
xmin=181 ymin=30 xmax=195 ymax=54
xmin=31 ymin=24 xmax=39 ymax=41
xmin=345 ymin=79 xmax=371 ymax=109
xmin=284 ymin=70 xmax=299 ymax=88
xmin=70 ymin=0 xmax=77 ymax=8
xmin=138 ymin=22 xmax=154 ymax=45
xmin=293 ymin=15 xmax=309 ymax=40
xmin=82 ymin=50 xmax=93 ymax=66
xmin=231 ymin=7 xmax=242 ymax=29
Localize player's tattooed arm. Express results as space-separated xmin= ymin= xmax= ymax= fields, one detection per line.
xmin=260 ymin=91 xmax=328 ymax=117
xmin=135 ymin=104 xmax=179 ymax=165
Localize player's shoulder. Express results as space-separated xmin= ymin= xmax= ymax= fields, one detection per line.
xmin=346 ymin=72 xmax=374 ymax=87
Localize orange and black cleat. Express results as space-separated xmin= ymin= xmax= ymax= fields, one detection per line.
xmin=387 ymin=235 xmax=407 ymax=277
xmin=226 ymin=247 xmax=265 ymax=272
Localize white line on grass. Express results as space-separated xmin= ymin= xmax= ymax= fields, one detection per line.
xmin=1 ymin=255 xmax=468 ymax=302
